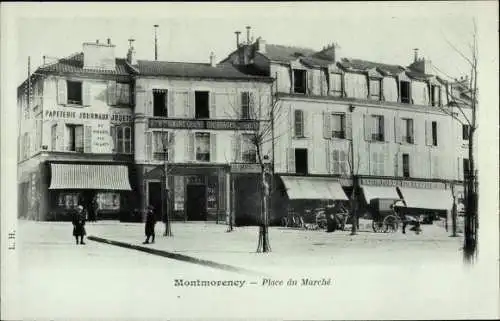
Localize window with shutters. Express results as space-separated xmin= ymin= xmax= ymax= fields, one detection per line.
xmin=431 ymin=85 xmax=441 ymax=107
xmin=116 ymin=82 xmax=130 ymax=105
xmin=195 ymin=132 xmax=210 ymax=161
xmin=401 ymin=118 xmax=414 ymax=144
xmin=402 ymin=153 xmax=410 ymax=178
xmin=369 ymin=79 xmax=381 ymax=100
xmin=111 ymin=126 xmax=133 ymax=154
xmin=431 ymin=121 xmax=438 ymax=146
xmin=371 ymin=152 xmax=385 ymax=176
xmin=153 ymin=89 xmax=168 ymax=117
xmin=462 ymin=124 xmax=470 ymax=140
xmin=331 ymin=150 xmax=348 ymax=175
xmin=241 ymin=92 xmax=251 ymax=119
xmin=400 ymin=81 xmax=411 ymax=104
xmin=67 ymin=81 xmax=82 ymax=105
xmin=293 ymin=69 xmax=307 ymax=94
xmin=329 ymin=73 xmax=343 ymax=97
xmin=241 ymin=134 xmax=257 ymax=163
xmin=152 ymin=131 xmax=169 ymax=161
xmin=195 ymin=91 xmax=210 ymax=119
xmin=330 ymin=113 xmax=345 ymax=139
xmin=294 ymin=109 xmax=304 ymax=137
xmin=371 ymin=115 xmax=384 ymax=141
xmin=66 ymin=124 xmax=83 ymax=152
xmin=51 ymin=124 xmax=57 ymax=151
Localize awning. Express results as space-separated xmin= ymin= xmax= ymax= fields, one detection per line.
xmin=280 ymin=176 xmax=348 ymax=200
xmin=398 ymin=187 xmax=453 ymax=211
xmin=49 ymin=164 xmax=132 ymax=190
xmin=361 ymin=185 xmax=400 ymax=204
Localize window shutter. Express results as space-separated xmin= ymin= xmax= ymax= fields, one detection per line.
xmin=232 ymin=133 xmax=242 ymax=162
xmin=325 ymin=140 xmax=331 ymax=173
xmin=169 ymin=132 xmax=176 ymax=162
xmin=145 ymin=131 xmax=152 ymax=161
xmin=82 ymin=82 xmax=91 ymax=106
xmin=340 ymin=150 xmax=347 ymax=175
xmin=235 ymin=92 xmax=242 ymax=119
xmin=186 ymin=131 xmax=195 ymax=161
xmin=302 ymin=110 xmax=309 ymax=138
xmin=382 ymin=116 xmax=389 ymax=142
xmin=209 ymin=92 xmax=216 ymax=119
xmin=57 ymin=79 xmax=67 ymax=105
xmin=323 ymin=111 xmax=331 ymax=139
xmin=110 ymin=126 xmax=116 ymax=152
xmin=425 ymin=120 xmax=432 ymax=146
xmin=56 ymin=122 xmax=65 ymax=151
xmin=413 ymin=119 xmax=419 ymax=145
xmin=457 ymin=157 xmax=462 ymax=180
xmin=210 ymin=133 xmax=217 ymax=162
xmin=248 ymin=92 xmax=255 ymax=119
xmin=83 ymin=125 xmax=92 ymax=153
xmin=307 ymin=70 xmax=314 ymax=95
xmin=394 ymin=116 xmax=401 ymax=143
xmin=320 ymin=71 xmax=328 ymax=96
xmin=187 ymin=91 xmax=195 ymax=118
xmin=287 ymin=148 xmax=296 ymax=173
xmin=332 ymin=150 xmax=340 ymax=174
xmin=363 ymin=114 xmax=371 ymax=141
xmin=168 ymin=90 xmax=175 ymax=118
xmin=371 ymin=152 xmax=377 ymax=175
xmin=107 ymin=81 xmax=117 ymax=106
xmin=397 ymin=152 xmax=403 ymax=177
xmin=345 ymin=112 xmax=352 ymax=139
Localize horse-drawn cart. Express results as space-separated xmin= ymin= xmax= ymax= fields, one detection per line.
xmin=370 ymin=198 xmax=405 ymax=233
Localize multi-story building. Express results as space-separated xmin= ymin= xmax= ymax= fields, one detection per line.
xmin=129 ymin=46 xmax=273 ymax=224
xmin=223 ymin=37 xmax=472 ymax=219
xmin=17 ymin=39 xmax=136 ymax=221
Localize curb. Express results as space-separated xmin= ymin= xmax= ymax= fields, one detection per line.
xmin=87 ymin=235 xmax=263 ymax=276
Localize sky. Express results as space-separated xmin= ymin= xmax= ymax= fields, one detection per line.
xmin=3 ymin=2 xmax=494 ymax=85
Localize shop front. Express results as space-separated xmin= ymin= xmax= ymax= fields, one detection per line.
xmin=46 ymin=162 xmax=133 ymax=221
xmin=139 ymin=164 xmax=229 ymax=222
xmin=230 ymin=163 xmax=263 ymax=226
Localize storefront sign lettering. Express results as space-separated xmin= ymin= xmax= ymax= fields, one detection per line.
xmin=360 ymin=178 xmax=445 ymax=189
xmin=230 ymin=163 xmax=262 ymax=174
xmin=44 ymin=110 xmax=132 ymax=122
xmin=149 ymin=118 xmax=259 ymax=131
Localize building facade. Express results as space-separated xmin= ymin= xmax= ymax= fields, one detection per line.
xmin=222 ymin=38 xmax=474 ymax=219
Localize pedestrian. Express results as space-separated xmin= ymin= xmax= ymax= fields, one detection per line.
xmin=91 ymin=196 xmax=99 ymax=222
xmin=72 ymin=205 xmax=87 ymax=245
xmin=325 ymin=203 xmax=340 ymax=232
xmin=143 ymin=205 xmax=156 ymax=244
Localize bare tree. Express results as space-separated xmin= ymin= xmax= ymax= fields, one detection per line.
xmin=345 ymin=108 xmax=363 ymax=235
xmin=437 ymin=20 xmax=478 ymax=262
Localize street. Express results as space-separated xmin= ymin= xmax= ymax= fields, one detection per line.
xmin=8 ymin=220 xmax=499 ymax=320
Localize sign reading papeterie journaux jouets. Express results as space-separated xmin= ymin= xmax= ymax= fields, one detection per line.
xmin=44 ymin=110 xmax=132 ymax=122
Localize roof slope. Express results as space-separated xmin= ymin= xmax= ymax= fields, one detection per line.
xmin=264 ymin=44 xmax=316 ymax=62
xmin=37 ymin=53 xmax=132 ymax=75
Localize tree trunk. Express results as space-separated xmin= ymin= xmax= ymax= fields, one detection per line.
xmin=463 ymin=128 xmax=476 ymax=262
xmin=227 ymin=177 xmax=234 ymax=232
xmin=163 ymin=162 xmax=172 ymax=237
xmin=350 ymin=176 xmax=358 ymax=235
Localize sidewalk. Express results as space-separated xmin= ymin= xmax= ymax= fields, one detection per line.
xmin=86 ymin=219 xmax=464 ymax=272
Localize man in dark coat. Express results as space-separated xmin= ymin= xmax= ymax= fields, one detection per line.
xmin=325 ymin=203 xmax=342 ymax=232
xmin=143 ymin=206 xmax=157 ymax=244
xmin=72 ymin=205 xmax=87 ymax=245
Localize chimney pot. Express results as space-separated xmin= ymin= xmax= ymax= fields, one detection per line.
xmin=235 ymin=31 xmax=241 ymax=48
xmin=96 ymin=39 xmax=99 ymax=44
xmin=413 ymin=48 xmax=419 ymax=63
xmin=107 ymin=38 xmax=111 ymax=45
xmin=246 ymin=26 xmax=251 ymax=44
xmin=209 ymin=52 xmax=216 ymax=67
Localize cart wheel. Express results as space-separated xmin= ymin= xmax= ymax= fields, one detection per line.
xmin=372 ymin=220 xmax=384 ymax=233
xmin=383 ymin=215 xmax=400 ymax=233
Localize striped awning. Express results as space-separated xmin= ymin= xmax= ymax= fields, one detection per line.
xmin=361 ymin=185 xmax=401 ymax=204
xmin=397 ymin=187 xmax=453 ymax=211
xmin=49 ymin=164 xmax=132 ymax=190
xmin=280 ymin=176 xmax=348 ymax=200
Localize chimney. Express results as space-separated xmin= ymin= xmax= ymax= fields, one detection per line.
xmin=127 ymin=38 xmax=137 ymax=65
xmin=83 ymin=39 xmax=116 ymax=70
xmin=235 ymin=31 xmax=241 ymax=48
xmin=209 ymin=52 xmax=216 ymax=67
xmin=256 ymin=37 xmax=266 ymax=54
xmin=107 ymin=38 xmax=111 ymax=45
xmin=413 ymin=48 xmax=419 ymax=62
xmin=246 ymin=26 xmax=251 ymax=44
xmin=154 ymin=24 xmax=159 ymax=61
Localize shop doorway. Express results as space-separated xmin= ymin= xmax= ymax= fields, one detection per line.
xmin=186 ymin=184 xmax=207 ymax=221
xmin=148 ymin=181 xmax=163 ymax=221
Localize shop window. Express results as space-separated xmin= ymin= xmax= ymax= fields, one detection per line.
xmin=401 ymin=118 xmax=414 ymax=144
xmin=207 ymin=176 xmax=218 ymax=210
xmin=241 ymin=134 xmax=257 ymax=163
xmin=295 ymin=148 xmax=308 ymax=175
xmin=153 ymin=89 xmax=168 ymax=117
xmin=400 ymin=81 xmax=411 ymax=104
xmin=294 ymin=109 xmax=304 ymax=137
xmin=195 ymin=91 xmax=210 ymax=119
xmin=58 ymin=193 xmax=79 ymax=209
xmin=293 ymin=69 xmax=307 ymax=94
xmin=369 ymin=79 xmax=381 ymax=100
xmin=96 ymin=192 xmax=120 ymax=210
xmin=330 ymin=113 xmax=345 ymax=139
xmin=195 ymin=132 xmax=210 ymax=161
xmin=371 ymin=115 xmax=385 ymax=141
xmin=67 ymin=81 xmax=82 ymax=105
xmin=66 ymin=124 xmax=84 ymax=152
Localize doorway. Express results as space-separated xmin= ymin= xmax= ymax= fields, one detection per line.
xmin=186 ymin=184 xmax=207 ymax=221
xmin=148 ymin=181 xmax=163 ymax=221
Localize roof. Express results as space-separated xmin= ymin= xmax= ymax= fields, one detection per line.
xmin=263 ymin=44 xmax=316 ymax=62
xmin=36 ymin=52 xmax=133 ymax=76
xmin=136 ymin=60 xmax=271 ymax=80
xmin=338 ymin=58 xmax=406 ymax=76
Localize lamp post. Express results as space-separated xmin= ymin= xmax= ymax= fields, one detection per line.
xmin=257 ymin=155 xmax=271 ymax=253
xmin=163 ymin=136 xmax=172 ymax=236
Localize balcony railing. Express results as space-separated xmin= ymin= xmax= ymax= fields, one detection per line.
xmin=153 ymin=151 xmax=169 ymax=161
xmin=332 ymin=130 xmax=345 ymax=139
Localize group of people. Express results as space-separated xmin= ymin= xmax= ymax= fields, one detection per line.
xmin=70 ymin=204 xmax=158 ymax=245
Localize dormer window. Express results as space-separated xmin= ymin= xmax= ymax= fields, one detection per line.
xmin=400 ymin=81 xmax=411 ymax=104
xmin=67 ymin=81 xmax=82 ymax=105
xmin=369 ymin=79 xmax=381 ymax=101
xmin=293 ymin=69 xmax=307 ymax=94
xmin=431 ymin=85 xmax=441 ymax=107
